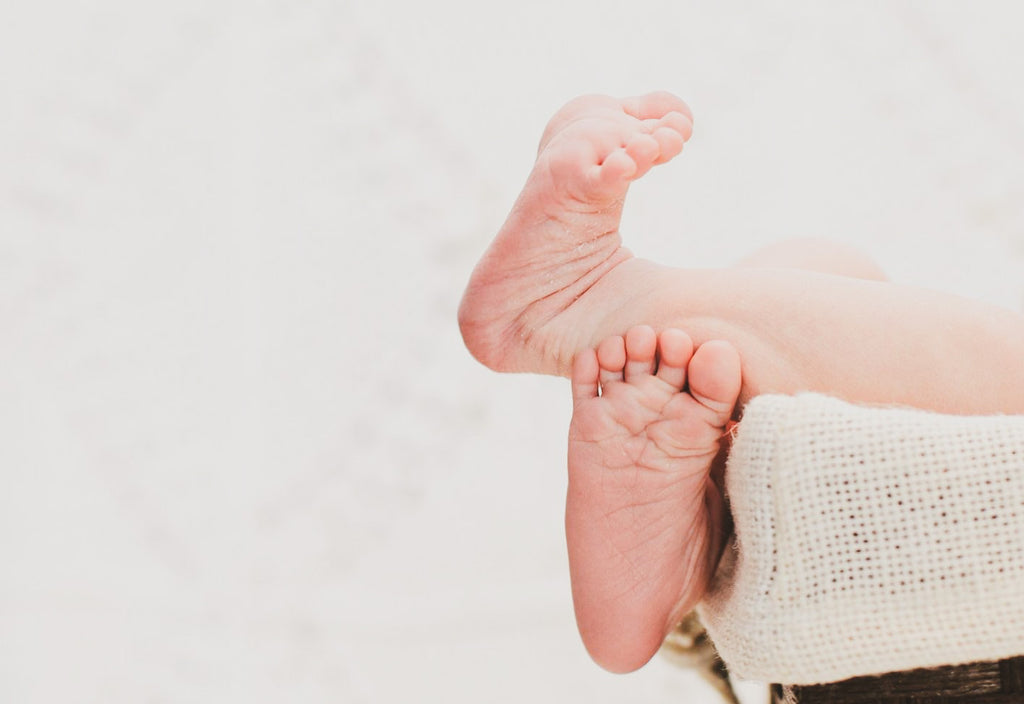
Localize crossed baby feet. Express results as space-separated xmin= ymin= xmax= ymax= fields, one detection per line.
xmin=567 ymin=325 xmax=741 ymax=673
xmin=460 ymin=92 xmax=742 ymax=672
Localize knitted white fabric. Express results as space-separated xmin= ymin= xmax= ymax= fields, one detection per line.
xmin=697 ymin=393 xmax=1024 ymax=685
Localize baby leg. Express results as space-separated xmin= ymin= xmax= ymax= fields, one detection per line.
xmin=459 ymin=91 xmax=1024 ymax=416
xmin=734 ymin=237 xmax=888 ymax=281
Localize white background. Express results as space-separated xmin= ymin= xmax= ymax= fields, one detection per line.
xmin=2 ymin=1 xmax=1023 ymax=701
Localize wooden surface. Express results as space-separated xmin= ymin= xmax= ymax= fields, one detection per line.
xmin=772 ymin=657 xmax=1024 ymax=704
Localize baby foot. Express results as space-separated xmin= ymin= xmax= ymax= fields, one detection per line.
xmin=459 ymin=92 xmax=693 ymax=374
xmin=566 ymin=325 xmax=741 ymax=673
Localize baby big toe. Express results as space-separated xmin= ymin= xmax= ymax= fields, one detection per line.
xmin=687 ymin=341 xmax=742 ymax=425
xmin=620 ymin=91 xmax=693 ymax=123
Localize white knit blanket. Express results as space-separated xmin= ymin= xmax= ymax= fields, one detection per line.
xmin=698 ymin=393 xmax=1024 ymax=685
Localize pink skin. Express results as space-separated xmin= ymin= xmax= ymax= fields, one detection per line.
xmin=457 ymin=92 xmax=693 ymax=375
xmin=568 ymin=326 xmax=741 ymax=673
xmin=458 ymin=91 xmax=1024 ymax=673
xmin=458 ymin=92 xmax=1024 ymax=416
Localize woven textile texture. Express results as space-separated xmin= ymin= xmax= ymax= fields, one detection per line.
xmin=698 ymin=393 xmax=1024 ymax=685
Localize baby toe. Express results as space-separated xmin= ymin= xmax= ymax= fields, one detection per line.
xmin=596 ymin=335 xmax=627 ymax=388
xmin=623 ymin=326 xmax=658 ymax=382
xmin=624 ymin=133 xmax=660 ymax=178
xmin=687 ymin=341 xmax=742 ymax=425
xmin=655 ymin=329 xmax=694 ymax=390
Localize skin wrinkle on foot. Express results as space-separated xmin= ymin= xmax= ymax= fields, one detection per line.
xmin=569 ymin=325 xmax=740 ymax=673
xmin=458 ymin=89 xmax=1024 ymax=685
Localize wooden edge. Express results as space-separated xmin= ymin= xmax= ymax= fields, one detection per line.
xmin=770 ymin=656 xmax=1024 ymax=703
